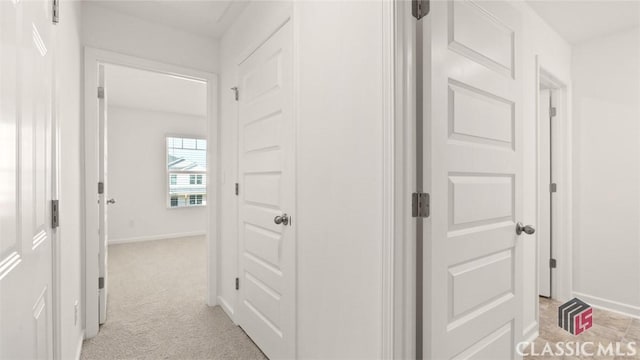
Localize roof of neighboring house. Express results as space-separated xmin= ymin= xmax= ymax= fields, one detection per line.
xmin=168 ymin=157 xmax=206 ymax=172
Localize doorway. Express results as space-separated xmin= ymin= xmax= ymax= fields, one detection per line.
xmin=83 ymin=48 xmax=219 ymax=338
xmin=536 ymin=67 xmax=569 ymax=302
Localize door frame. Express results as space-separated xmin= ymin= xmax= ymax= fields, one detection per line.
xmin=535 ymin=58 xmax=573 ymax=304
xmin=392 ymin=0 xmax=418 ymax=358
xmin=82 ymin=47 xmax=219 ymax=338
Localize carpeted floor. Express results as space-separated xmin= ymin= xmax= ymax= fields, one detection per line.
xmin=80 ymin=236 xmax=267 ymax=360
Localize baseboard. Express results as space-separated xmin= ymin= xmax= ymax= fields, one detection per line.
xmin=573 ymin=291 xmax=640 ymax=319
xmin=108 ymin=231 xmax=206 ymax=245
xmin=522 ymin=321 xmax=539 ymax=342
xmin=218 ymin=295 xmax=236 ymax=323
xmin=75 ymin=330 xmax=85 ymax=360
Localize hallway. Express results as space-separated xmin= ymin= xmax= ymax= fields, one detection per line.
xmin=80 ymin=237 xmax=266 ymax=360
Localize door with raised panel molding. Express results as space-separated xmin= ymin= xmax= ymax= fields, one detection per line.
xmin=421 ymin=1 xmax=527 ymax=358
xmin=0 ymin=0 xmax=55 ymax=358
xmin=237 ymin=21 xmax=295 ymax=359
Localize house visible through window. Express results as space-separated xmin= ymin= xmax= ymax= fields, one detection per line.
xmin=189 ymin=174 xmax=203 ymax=185
xmin=167 ymin=136 xmax=207 ymax=208
xmin=189 ymin=194 xmax=203 ymax=205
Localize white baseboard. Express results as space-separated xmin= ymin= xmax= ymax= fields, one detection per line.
xmin=218 ymin=296 xmax=236 ymax=324
xmin=522 ymin=321 xmax=539 ymax=342
xmin=108 ymin=231 xmax=206 ymax=245
xmin=75 ymin=330 xmax=85 ymax=360
xmin=573 ymin=291 xmax=640 ymax=319
xmin=523 ymin=327 xmax=539 ymax=344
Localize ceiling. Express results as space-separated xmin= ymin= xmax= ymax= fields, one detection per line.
xmin=106 ymin=64 xmax=207 ymax=117
xmin=86 ymin=0 xmax=248 ymax=39
xmin=527 ymin=0 xmax=640 ymax=44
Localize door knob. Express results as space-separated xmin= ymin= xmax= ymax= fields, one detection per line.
xmin=107 ymin=198 xmax=116 ymax=205
xmin=274 ymin=213 xmax=289 ymax=226
xmin=516 ymin=222 xmax=535 ymax=235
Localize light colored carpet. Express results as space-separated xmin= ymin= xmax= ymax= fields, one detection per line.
xmin=80 ymin=236 xmax=267 ymax=360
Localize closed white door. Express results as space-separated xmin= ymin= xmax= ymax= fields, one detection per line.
xmin=538 ymin=89 xmax=551 ymax=298
xmin=0 ymin=0 xmax=55 ymax=358
xmin=98 ymin=65 xmax=109 ymax=324
xmin=421 ymin=1 xmax=527 ymax=358
xmin=237 ymin=21 xmax=295 ymax=359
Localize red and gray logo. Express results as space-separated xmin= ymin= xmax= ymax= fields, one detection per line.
xmin=558 ymin=298 xmax=593 ymax=335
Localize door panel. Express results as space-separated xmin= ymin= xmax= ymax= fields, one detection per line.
xmin=237 ymin=21 xmax=295 ymax=359
xmin=0 ymin=0 xmax=54 ymax=358
xmin=422 ymin=1 xmax=523 ymax=358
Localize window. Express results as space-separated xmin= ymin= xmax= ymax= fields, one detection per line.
xmin=167 ymin=136 xmax=207 ymax=208
xmin=189 ymin=174 xmax=203 ymax=185
xmin=189 ymin=194 xmax=203 ymax=205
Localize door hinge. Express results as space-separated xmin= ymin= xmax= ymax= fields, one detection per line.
xmin=235 ymin=277 xmax=239 ymax=290
xmin=550 ymin=183 xmax=557 ymax=193
xmin=549 ymin=258 xmax=557 ymax=269
xmin=98 ymin=182 xmax=104 ymax=194
xmin=51 ymin=200 xmax=59 ymax=229
xmin=98 ymin=277 xmax=105 ymax=289
xmin=98 ymin=86 xmax=105 ymax=99
xmin=52 ymin=0 xmax=59 ymax=24
xmin=412 ymin=0 xmax=430 ymax=20
xmin=550 ymin=107 xmax=557 ymax=117
xmin=231 ymin=87 xmax=239 ymax=101
xmin=412 ymin=192 xmax=430 ymax=218
xmin=235 ymin=183 xmax=239 ymax=196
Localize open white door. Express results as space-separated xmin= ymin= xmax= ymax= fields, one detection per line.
xmin=538 ymin=89 xmax=551 ymax=298
xmin=98 ymin=65 xmax=109 ymax=324
xmin=236 ymin=21 xmax=295 ymax=359
xmin=420 ymin=1 xmax=527 ymax=358
xmin=0 ymin=0 xmax=56 ymax=357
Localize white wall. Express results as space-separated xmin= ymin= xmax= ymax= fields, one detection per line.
xmin=107 ymin=106 xmax=207 ymax=243
xmin=55 ymin=1 xmax=85 ymax=358
xmin=513 ymin=2 xmax=573 ymax=341
xmin=572 ymin=27 xmax=640 ymax=316
xmin=219 ymin=1 xmax=386 ymax=357
xmin=82 ymin=2 xmax=219 ymax=73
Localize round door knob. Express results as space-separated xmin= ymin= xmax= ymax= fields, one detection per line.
xmin=516 ymin=222 xmax=535 ymax=235
xmin=107 ymin=198 xmax=116 ymax=205
xmin=274 ymin=213 xmax=289 ymax=226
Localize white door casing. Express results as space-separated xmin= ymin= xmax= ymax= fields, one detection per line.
xmin=0 ymin=0 xmax=55 ymax=358
xmin=98 ymin=65 xmax=109 ymax=324
xmin=538 ymin=89 xmax=551 ymax=298
xmin=421 ymin=1 xmax=525 ymax=358
xmin=236 ymin=21 xmax=296 ymax=359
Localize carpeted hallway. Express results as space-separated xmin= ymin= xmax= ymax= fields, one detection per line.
xmin=80 ymin=236 xmax=267 ymax=360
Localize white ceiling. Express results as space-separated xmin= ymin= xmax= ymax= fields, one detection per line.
xmin=86 ymin=0 xmax=248 ymax=39
xmin=527 ymin=0 xmax=640 ymax=44
xmin=106 ymin=64 xmax=207 ymax=117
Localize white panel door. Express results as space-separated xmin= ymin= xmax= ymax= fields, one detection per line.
xmin=237 ymin=21 xmax=295 ymax=359
xmin=421 ymin=1 xmax=526 ymax=358
xmin=538 ymin=89 xmax=551 ymax=298
xmin=98 ymin=65 xmax=109 ymax=324
xmin=0 ymin=0 xmax=55 ymax=358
